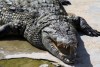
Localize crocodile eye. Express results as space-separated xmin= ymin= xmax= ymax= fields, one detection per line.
xmin=9 ymin=6 xmax=16 ymax=12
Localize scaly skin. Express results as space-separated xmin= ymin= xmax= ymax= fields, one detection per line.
xmin=0 ymin=0 xmax=100 ymax=64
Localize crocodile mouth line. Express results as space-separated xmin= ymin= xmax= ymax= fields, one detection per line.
xmin=49 ymin=38 xmax=76 ymax=64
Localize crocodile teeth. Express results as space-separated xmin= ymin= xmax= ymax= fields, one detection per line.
xmin=66 ymin=45 xmax=68 ymax=49
xmin=63 ymin=44 xmax=68 ymax=49
xmin=64 ymin=58 xmax=70 ymax=62
xmin=59 ymin=52 xmax=64 ymax=56
xmin=63 ymin=45 xmax=65 ymax=48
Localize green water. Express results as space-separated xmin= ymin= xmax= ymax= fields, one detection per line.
xmin=0 ymin=58 xmax=55 ymax=67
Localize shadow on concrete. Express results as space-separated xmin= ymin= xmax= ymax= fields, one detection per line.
xmin=75 ymin=34 xmax=93 ymax=67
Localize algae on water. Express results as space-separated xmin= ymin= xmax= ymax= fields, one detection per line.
xmin=0 ymin=58 xmax=55 ymax=67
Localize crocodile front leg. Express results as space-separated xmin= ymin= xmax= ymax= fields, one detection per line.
xmin=79 ymin=17 xmax=100 ymax=36
xmin=67 ymin=14 xmax=100 ymax=36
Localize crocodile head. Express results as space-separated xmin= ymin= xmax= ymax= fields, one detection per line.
xmin=42 ymin=22 xmax=78 ymax=64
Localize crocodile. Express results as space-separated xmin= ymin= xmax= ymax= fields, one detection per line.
xmin=0 ymin=0 xmax=100 ymax=64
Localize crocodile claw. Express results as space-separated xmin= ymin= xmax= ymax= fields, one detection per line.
xmin=83 ymin=28 xmax=100 ymax=37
